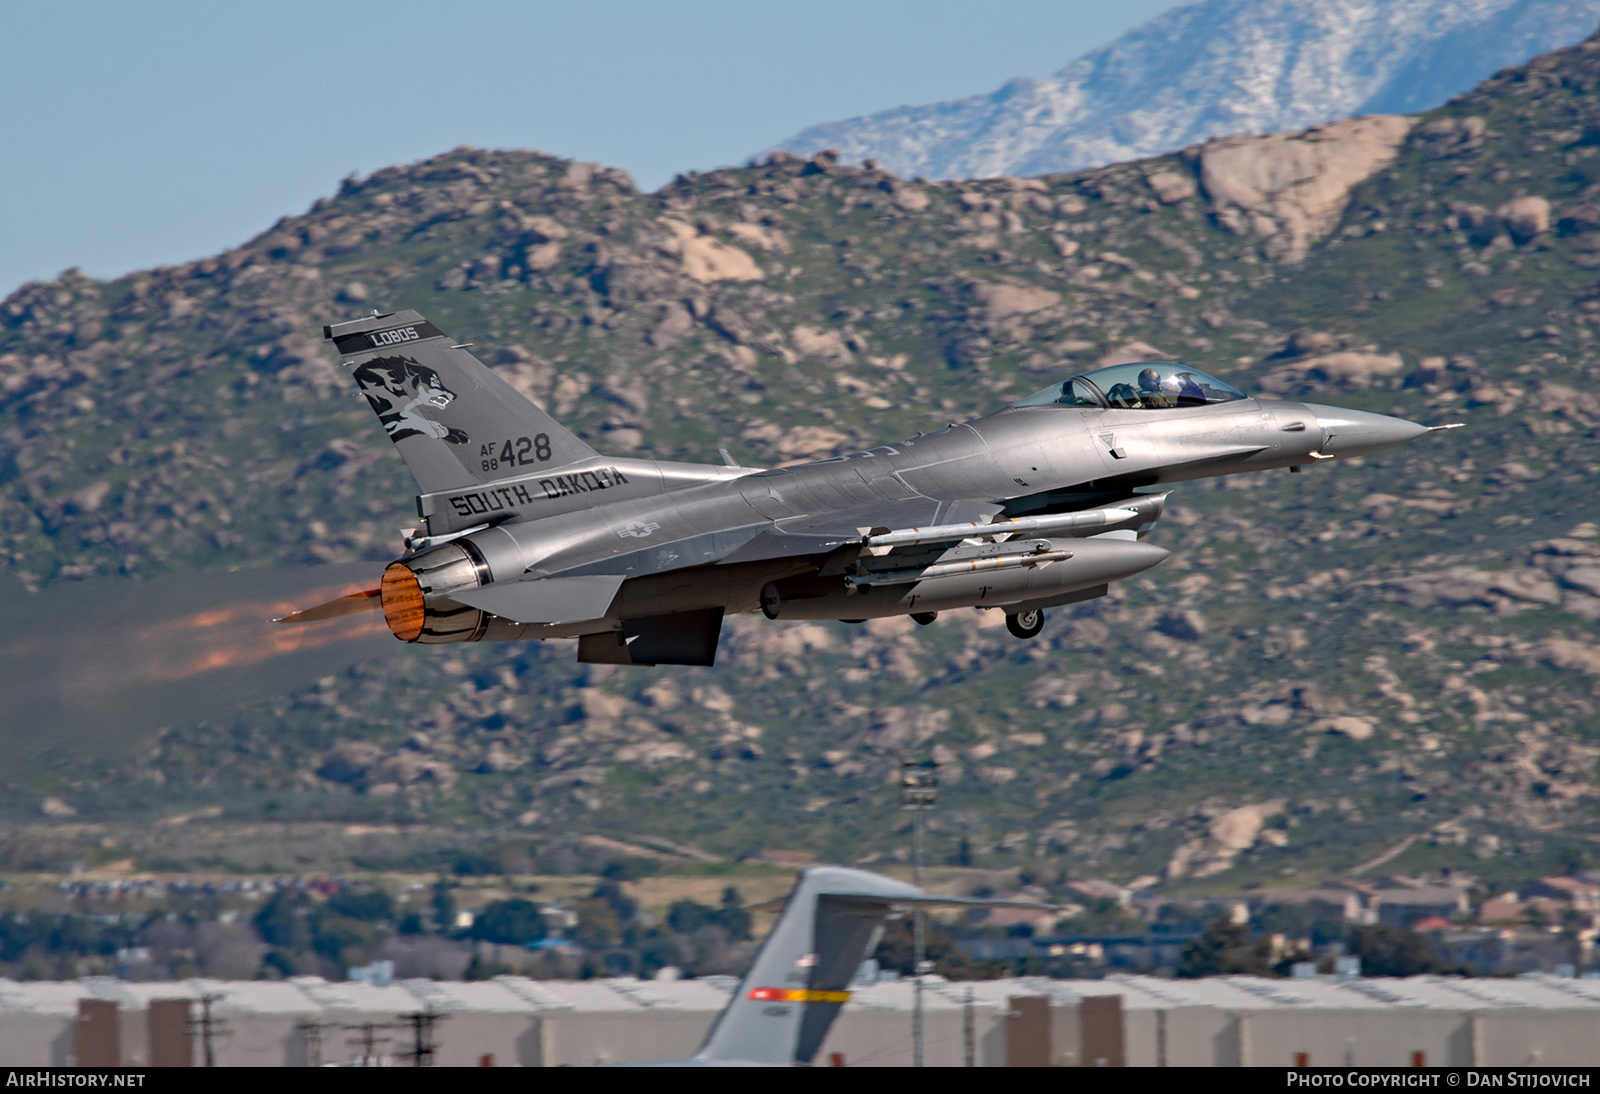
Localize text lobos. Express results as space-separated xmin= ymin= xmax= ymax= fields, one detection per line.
xmin=369 ymin=326 xmax=421 ymax=348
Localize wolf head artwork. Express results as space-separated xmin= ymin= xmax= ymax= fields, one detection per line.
xmin=352 ymin=355 xmax=470 ymax=445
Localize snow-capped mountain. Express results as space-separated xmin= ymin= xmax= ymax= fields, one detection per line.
xmin=768 ymin=0 xmax=1600 ymax=179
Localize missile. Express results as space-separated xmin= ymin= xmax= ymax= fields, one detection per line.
xmin=864 ymin=506 xmax=1139 ymax=549
xmin=845 ymin=547 xmax=1075 ymax=588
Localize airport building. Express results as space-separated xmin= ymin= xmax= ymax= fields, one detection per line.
xmin=8 ymin=972 xmax=1600 ymax=1066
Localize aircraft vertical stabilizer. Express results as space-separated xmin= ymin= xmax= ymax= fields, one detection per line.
xmin=324 ymin=310 xmax=598 ymax=496
xmin=693 ymin=866 xmax=922 ymax=1065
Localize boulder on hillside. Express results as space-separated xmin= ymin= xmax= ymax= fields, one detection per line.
xmin=965 ymin=279 xmax=1062 ymax=325
xmin=1155 ymin=608 xmax=1206 ymax=642
xmin=1259 ymin=351 xmax=1404 ymax=393
xmin=1311 ymin=715 xmax=1376 ymax=741
xmin=1500 ymin=196 xmax=1552 ymax=242
xmin=317 ymin=741 xmax=382 ymax=784
xmin=1165 ymin=800 xmax=1285 ymax=879
xmin=1199 ymin=115 xmax=1414 ymax=262
xmin=1382 ymin=566 xmax=1562 ymax=613
xmin=659 ymin=220 xmax=763 ymax=283
xmin=1145 ymin=169 xmax=1197 ymax=204
xmin=1538 ymin=639 xmax=1600 ymax=675
xmin=1097 ymin=340 xmax=1170 ymax=368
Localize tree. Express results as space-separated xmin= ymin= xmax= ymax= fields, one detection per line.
xmin=635 ymin=930 xmax=684 ymax=977
xmin=311 ymin=915 xmax=376 ymax=964
xmin=667 ymin=899 xmax=715 ymax=935
xmin=718 ymin=887 xmax=751 ymax=942
xmin=325 ymin=890 xmax=393 ymax=922
xmin=600 ymin=858 xmax=659 ymax=881
xmin=1178 ymin=916 xmax=1272 ymax=978
xmin=873 ymin=918 xmax=1005 ymax=980
xmin=253 ymin=892 xmax=308 ymax=948
xmin=668 ymin=889 xmax=751 ymax=941
xmin=431 ymin=880 xmax=457 ymax=933
xmin=471 ymin=899 xmax=546 ymax=945
xmin=591 ymin=880 xmax=637 ymax=923
xmin=573 ymin=899 xmax=621 ymax=949
xmin=1349 ymin=925 xmax=1441 ymax=977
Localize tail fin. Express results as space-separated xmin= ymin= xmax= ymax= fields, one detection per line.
xmin=325 ymin=310 xmax=597 ymax=495
xmin=689 ymin=866 xmax=1062 ymax=1065
xmin=694 ymin=866 xmax=920 ymax=1065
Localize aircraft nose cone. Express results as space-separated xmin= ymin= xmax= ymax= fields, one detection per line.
xmin=1302 ymin=404 xmax=1429 ymax=459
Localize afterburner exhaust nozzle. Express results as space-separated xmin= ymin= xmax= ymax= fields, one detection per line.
xmin=1303 ymin=404 xmax=1431 ymax=460
xmin=379 ymin=542 xmax=491 ymax=643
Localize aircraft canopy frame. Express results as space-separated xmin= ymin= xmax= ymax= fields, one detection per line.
xmin=1014 ymin=361 xmax=1247 ymax=411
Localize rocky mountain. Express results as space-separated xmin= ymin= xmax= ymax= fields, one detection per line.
xmin=4 ymin=31 xmax=1600 ymax=894
xmin=770 ymin=0 xmax=1600 ymax=180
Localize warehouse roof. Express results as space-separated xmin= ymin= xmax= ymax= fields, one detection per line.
xmin=3 ymin=973 xmax=1599 ymax=1015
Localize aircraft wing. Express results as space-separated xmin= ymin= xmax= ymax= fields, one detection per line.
xmin=716 ymin=497 xmax=996 ymax=566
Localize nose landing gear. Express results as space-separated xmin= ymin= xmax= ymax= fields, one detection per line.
xmin=1005 ymin=608 xmax=1044 ymax=639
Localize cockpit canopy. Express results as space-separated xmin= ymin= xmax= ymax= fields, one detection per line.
xmin=1012 ymin=361 xmax=1247 ymax=411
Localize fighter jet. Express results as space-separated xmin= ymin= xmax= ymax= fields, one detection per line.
xmin=278 ymin=309 xmax=1456 ymax=666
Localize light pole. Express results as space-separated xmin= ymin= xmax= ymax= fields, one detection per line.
xmin=901 ymin=757 xmax=939 ymax=1068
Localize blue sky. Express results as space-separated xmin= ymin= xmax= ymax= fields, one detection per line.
xmin=0 ymin=0 xmax=1182 ymax=294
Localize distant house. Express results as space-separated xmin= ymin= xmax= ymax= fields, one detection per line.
xmin=1478 ymin=894 xmax=1528 ymax=924
xmin=1253 ymin=888 xmax=1364 ymax=923
xmin=1067 ymin=879 xmax=1130 ymax=907
xmin=1526 ymin=877 xmax=1600 ymax=911
xmin=1435 ymin=925 xmax=1582 ymax=975
xmin=1372 ymin=886 xmax=1469 ymax=928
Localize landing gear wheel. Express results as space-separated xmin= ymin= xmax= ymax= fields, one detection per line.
xmin=1006 ymin=609 xmax=1044 ymax=639
xmin=911 ymin=612 xmax=938 ymax=626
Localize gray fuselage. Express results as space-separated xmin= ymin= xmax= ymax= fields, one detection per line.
xmin=401 ymin=392 xmax=1385 ymax=641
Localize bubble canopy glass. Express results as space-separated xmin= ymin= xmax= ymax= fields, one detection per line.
xmin=1012 ymin=361 xmax=1247 ymax=410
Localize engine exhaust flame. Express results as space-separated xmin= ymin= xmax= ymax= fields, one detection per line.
xmin=137 ymin=583 xmax=388 ymax=680
xmin=273 ymin=587 xmax=382 ymax=624
xmin=0 ymin=581 xmax=390 ymax=702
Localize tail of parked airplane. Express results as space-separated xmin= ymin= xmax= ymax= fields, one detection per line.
xmin=693 ymin=866 xmax=920 ymax=1066
xmin=625 ymin=865 xmax=1055 ymax=1067
xmin=324 ymin=309 xmax=598 ymax=496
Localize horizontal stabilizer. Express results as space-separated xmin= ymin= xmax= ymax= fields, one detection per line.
xmin=744 ymin=891 xmax=1062 ymax=914
xmin=450 ymin=575 xmax=624 ymax=624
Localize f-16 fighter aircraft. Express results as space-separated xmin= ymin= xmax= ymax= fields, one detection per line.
xmin=278 ymin=309 xmax=1457 ymax=666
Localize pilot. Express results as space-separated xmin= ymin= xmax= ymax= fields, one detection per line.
xmin=1136 ymin=367 xmax=1175 ymax=408
xmin=1106 ymin=382 xmax=1142 ymax=409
